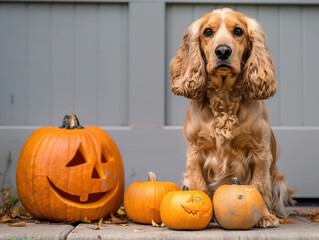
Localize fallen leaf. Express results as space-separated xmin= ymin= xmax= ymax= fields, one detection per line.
xmin=151 ymin=220 xmax=164 ymax=228
xmin=134 ymin=227 xmax=145 ymax=232
xmin=81 ymin=217 xmax=91 ymax=223
xmin=117 ymin=207 xmax=126 ymax=216
xmin=0 ymin=216 xmax=13 ymax=223
xmin=8 ymin=222 xmax=27 ymax=227
xmin=111 ymin=214 xmax=129 ymax=224
xmin=292 ymin=209 xmax=319 ymax=222
xmin=309 ymin=214 xmax=319 ymax=222
xmin=120 ymin=223 xmax=130 ymax=227
xmin=87 ymin=226 xmax=101 ymax=230
xmin=279 ymin=218 xmax=295 ymax=224
xmin=97 ymin=217 xmax=103 ymax=227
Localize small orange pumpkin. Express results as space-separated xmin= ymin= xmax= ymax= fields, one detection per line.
xmin=16 ymin=113 xmax=124 ymax=222
xmin=213 ymin=177 xmax=265 ymax=230
xmin=124 ymin=172 xmax=179 ymax=224
xmin=160 ymin=187 xmax=213 ymax=230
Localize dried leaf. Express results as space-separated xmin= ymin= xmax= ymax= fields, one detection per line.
xmin=117 ymin=207 xmax=126 ymax=216
xmin=111 ymin=213 xmax=129 ymax=224
xmin=87 ymin=226 xmax=101 ymax=230
xmin=279 ymin=218 xmax=295 ymax=224
xmin=1 ymin=189 xmax=11 ymax=205
xmin=0 ymin=216 xmax=13 ymax=223
xmin=120 ymin=223 xmax=130 ymax=227
xmin=292 ymin=209 xmax=319 ymax=222
xmin=97 ymin=217 xmax=103 ymax=227
xmin=309 ymin=214 xmax=319 ymax=222
xmin=151 ymin=220 xmax=159 ymax=227
xmin=10 ymin=207 xmax=21 ymax=219
xmin=8 ymin=222 xmax=27 ymax=227
xmin=86 ymin=218 xmax=105 ymax=230
xmin=134 ymin=227 xmax=145 ymax=232
xmin=81 ymin=217 xmax=91 ymax=223
xmin=151 ymin=220 xmax=164 ymax=228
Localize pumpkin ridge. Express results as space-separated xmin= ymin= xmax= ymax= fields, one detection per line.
xmin=36 ymin=130 xmax=57 ymax=218
xmin=84 ymin=128 xmax=108 ymax=180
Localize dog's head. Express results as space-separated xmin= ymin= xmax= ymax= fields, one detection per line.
xmin=170 ymin=8 xmax=277 ymax=100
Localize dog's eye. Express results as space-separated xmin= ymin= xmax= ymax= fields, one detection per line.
xmin=233 ymin=27 xmax=244 ymax=36
xmin=203 ymin=28 xmax=213 ymax=37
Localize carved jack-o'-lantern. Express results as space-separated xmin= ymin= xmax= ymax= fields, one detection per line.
xmin=16 ymin=113 xmax=124 ymax=222
xmin=160 ymin=187 xmax=213 ymax=230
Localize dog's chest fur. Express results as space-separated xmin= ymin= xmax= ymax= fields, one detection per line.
xmin=184 ymin=89 xmax=267 ymax=190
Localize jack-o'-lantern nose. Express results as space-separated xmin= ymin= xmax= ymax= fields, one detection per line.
xmin=91 ymin=167 xmax=100 ymax=179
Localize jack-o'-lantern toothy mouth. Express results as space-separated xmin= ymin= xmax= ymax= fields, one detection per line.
xmin=181 ymin=195 xmax=211 ymax=216
xmin=47 ymin=177 xmax=110 ymax=205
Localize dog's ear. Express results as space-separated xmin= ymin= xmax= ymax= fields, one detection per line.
xmin=244 ymin=18 xmax=277 ymax=100
xmin=170 ymin=20 xmax=206 ymax=100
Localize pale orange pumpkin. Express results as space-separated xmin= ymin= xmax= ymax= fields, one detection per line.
xmin=213 ymin=177 xmax=265 ymax=230
xmin=124 ymin=172 xmax=179 ymax=224
xmin=16 ymin=113 xmax=124 ymax=222
xmin=160 ymin=187 xmax=213 ymax=230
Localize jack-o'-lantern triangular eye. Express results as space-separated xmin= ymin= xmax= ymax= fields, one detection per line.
xmin=101 ymin=155 xmax=107 ymax=163
xmin=66 ymin=150 xmax=86 ymax=167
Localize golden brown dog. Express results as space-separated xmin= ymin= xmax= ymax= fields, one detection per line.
xmin=170 ymin=8 xmax=295 ymax=228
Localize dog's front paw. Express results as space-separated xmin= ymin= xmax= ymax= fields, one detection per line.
xmin=257 ymin=213 xmax=279 ymax=228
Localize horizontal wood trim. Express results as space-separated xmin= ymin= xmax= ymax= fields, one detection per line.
xmin=1 ymin=126 xmax=319 ymax=198
xmin=1 ymin=0 xmax=319 ymax=5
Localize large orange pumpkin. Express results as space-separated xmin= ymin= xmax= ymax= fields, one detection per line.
xmin=124 ymin=172 xmax=179 ymax=224
xmin=160 ymin=187 xmax=213 ymax=230
xmin=213 ymin=177 xmax=264 ymax=230
xmin=16 ymin=113 xmax=124 ymax=222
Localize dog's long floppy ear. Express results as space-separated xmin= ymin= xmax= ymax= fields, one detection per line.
xmin=170 ymin=20 xmax=206 ymax=100
xmin=244 ymin=18 xmax=277 ymax=100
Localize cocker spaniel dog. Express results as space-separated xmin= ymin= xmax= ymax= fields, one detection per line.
xmin=170 ymin=8 xmax=295 ymax=228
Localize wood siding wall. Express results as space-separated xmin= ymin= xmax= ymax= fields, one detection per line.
xmin=1 ymin=1 xmax=319 ymax=197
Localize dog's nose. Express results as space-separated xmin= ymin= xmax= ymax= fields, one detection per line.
xmin=215 ymin=45 xmax=232 ymax=60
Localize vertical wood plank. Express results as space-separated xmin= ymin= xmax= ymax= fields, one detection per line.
xmin=0 ymin=4 xmax=28 ymax=125
xmin=165 ymin=4 xmax=193 ymax=126
xmin=194 ymin=4 xmax=216 ymax=19
xmin=98 ymin=4 xmax=128 ymax=126
xmin=302 ymin=7 xmax=319 ymax=126
xmin=128 ymin=2 xmax=165 ymax=126
xmin=236 ymin=5 xmax=258 ymax=18
xmin=26 ymin=4 xmax=52 ymax=125
xmin=74 ymin=4 xmax=99 ymax=125
xmin=279 ymin=7 xmax=303 ymax=126
xmin=51 ymin=3 xmax=76 ymax=126
xmin=259 ymin=6 xmax=280 ymax=125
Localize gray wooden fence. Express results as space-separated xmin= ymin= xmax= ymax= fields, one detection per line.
xmin=1 ymin=0 xmax=319 ymax=198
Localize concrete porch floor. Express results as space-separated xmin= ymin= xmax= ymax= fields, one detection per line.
xmin=1 ymin=207 xmax=318 ymax=240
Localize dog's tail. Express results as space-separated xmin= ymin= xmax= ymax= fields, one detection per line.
xmin=271 ymin=172 xmax=296 ymax=217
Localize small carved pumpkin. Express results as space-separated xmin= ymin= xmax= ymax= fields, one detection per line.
xmin=16 ymin=113 xmax=124 ymax=222
xmin=160 ymin=187 xmax=213 ymax=230
xmin=124 ymin=172 xmax=179 ymax=224
xmin=213 ymin=177 xmax=265 ymax=230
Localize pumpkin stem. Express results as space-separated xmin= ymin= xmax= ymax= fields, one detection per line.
xmin=148 ymin=171 xmax=157 ymax=182
xmin=231 ymin=177 xmax=240 ymax=185
xmin=59 ymin=113 xmax=84 ymax=129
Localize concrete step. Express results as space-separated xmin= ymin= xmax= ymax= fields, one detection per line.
xmin=1 ymin=207 xmax=318 ymax=240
